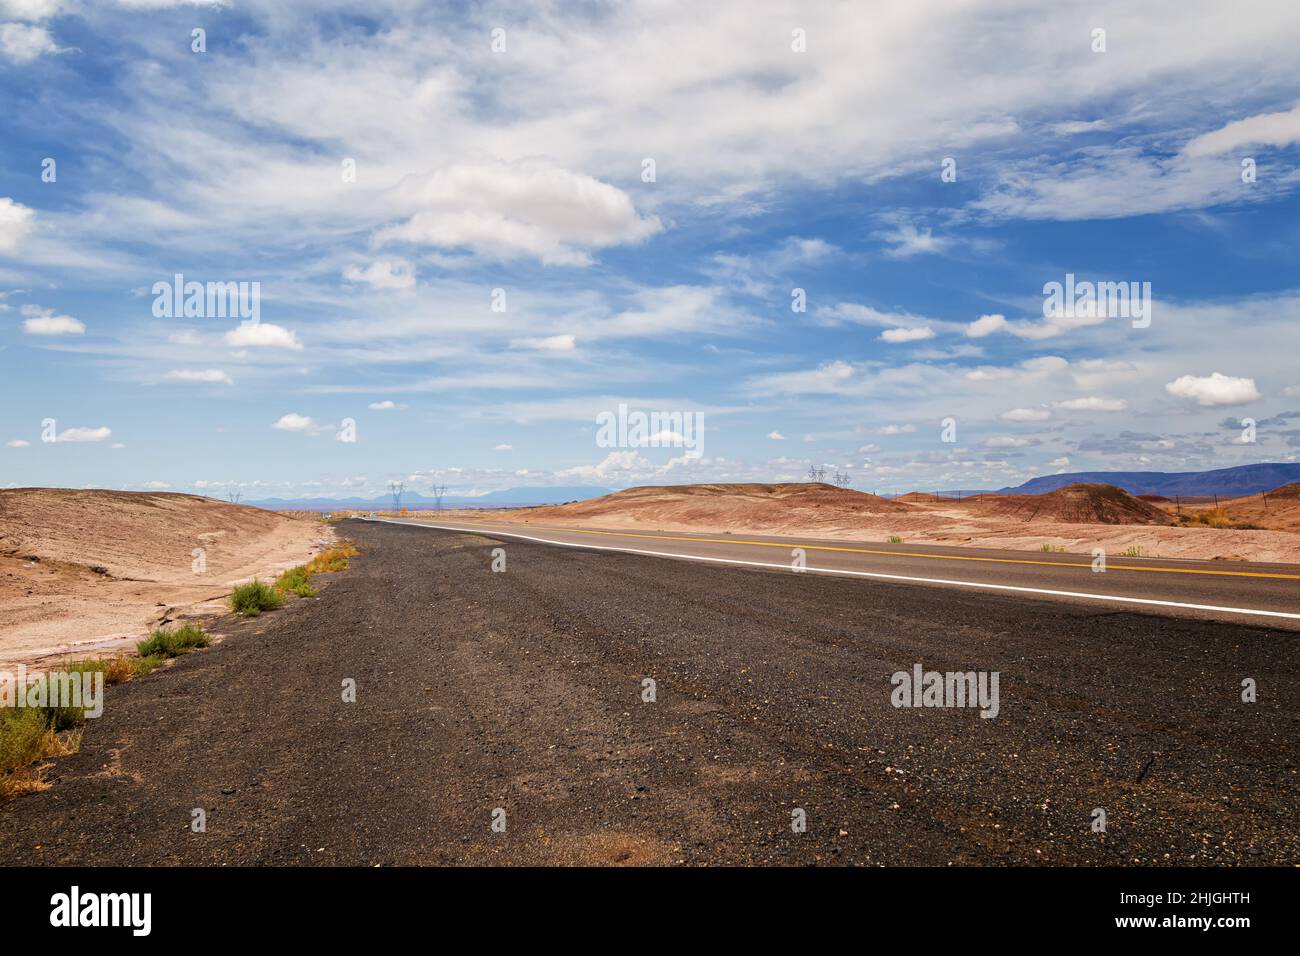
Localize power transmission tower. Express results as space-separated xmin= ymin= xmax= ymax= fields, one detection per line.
xmin=226 ymin=490 xmax=241 ymax=505
xmin=432 ymin=482 xmax=448 ymax=510
xmin=388 ymin=480 xmax=404 ymax=512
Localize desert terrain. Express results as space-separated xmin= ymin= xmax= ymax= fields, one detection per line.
xmin=445 ymin=481 xmax=1300 ymax=564
xmin=0 ymin=489 xmax=327 ymax=670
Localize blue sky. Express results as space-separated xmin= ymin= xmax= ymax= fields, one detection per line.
xmin=3 ymin=0 xmax=1300 ymax=500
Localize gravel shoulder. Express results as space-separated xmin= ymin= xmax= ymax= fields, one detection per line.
xmin=1 ymin=519 xmax=1295 ymax=866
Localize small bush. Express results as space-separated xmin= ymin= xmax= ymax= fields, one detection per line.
xmin=230 ymin=580 xmax=283 ymax=616
xmin=138 ymin=624 xmax=211 ymax=658
xmin=0 ymin=696 xmax=85 ymax=798
xmin=274 ymin=565 xmax=318 ymax=598
xmin=1040 ymin=543 xmax=1067 ymax=553
xmin=1119 ymin=545 xmax=1149 ymax=558
xmin=887 ymin=535 xmax=903 ymax=544
xmin=306 ymin=542 xmax=359 ymax=575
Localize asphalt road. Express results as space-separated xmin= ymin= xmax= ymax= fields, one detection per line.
xmin=1 ymin=519 xmax=1296 ymax=866
xmin=381 ymin=517 xmax=1300 ymax=627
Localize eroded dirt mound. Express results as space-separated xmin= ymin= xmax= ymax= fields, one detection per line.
xmin=0 ymin=488 xmax=325 ymax=667
xmin=0 ymin=488 xmax=296 ymax=580
xmin=517 ymin=482 xmax=911 ymax=533
xmin=978 ymin=483 xmax=1175 ymax=525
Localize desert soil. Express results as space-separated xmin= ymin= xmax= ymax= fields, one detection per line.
xmin=0 ymin=489 xmax=327 ymax=670
xmin=468 ymin=483 xmax=1300 ymax=564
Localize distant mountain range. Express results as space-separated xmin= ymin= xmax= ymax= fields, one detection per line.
xmin=999 ymin=462 xmax=1300 ymax=497
xmin=246 ymin=485 xmax=614 ymax=511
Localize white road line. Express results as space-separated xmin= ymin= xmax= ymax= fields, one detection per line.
xmin=364 ymin=518 xmax=1300 ymax=622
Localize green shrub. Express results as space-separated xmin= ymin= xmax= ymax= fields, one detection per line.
xmin=138 ymin=624 xmax=211 ymax=658
xmin=887 ymin=535 xmax=903 ymax=544
xmin=274 ymin=565 xmax=318 ymax=597
xmin=229 ymin=580 xmax=283 ymax=616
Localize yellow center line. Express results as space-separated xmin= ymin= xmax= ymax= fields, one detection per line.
xmin=437 ymin=519 xmax=1300 ymax=580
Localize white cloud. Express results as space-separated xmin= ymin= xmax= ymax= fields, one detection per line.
xmin=767 ymin=431 xmax=785 ymax=440
xmin=343 ymin=259 xmax=415 ymax=291
xmin=142 ymin=480 xmax=170 ymax=490
xmin=511 ymin=333 xmax=576 ymax=352
xmin=999 ymin=407 xmax=1052 ymax=422
xmin=878 ymin=424 xmax=916 ymax=435
xmin=1164 ymin=372 xmax=1261 ymax=407
xmin=272 ymin=412 xmax=316 ymax=432
xmin=880 ymin=326 xmax=935 ymax=344
xmin=965 ymin=314 xmax=1008 ymax=338
xmin=1183 ymin=103 xmax=1300 ymax=158
xmin=57 ymin=426 xmax=111 ymax=442
xmin=224 ymin=323 xmax=302 ymax=350
xmin=20 ymin=305 xmax=84 ymax=335
xmin=376 ymin=162 xmax=661 ymax=266
xmin=880 ymin=224 xmax=951 ymax=259
xmin=6 ymin=439 xmax=30 ymax=448
xmin=556 ymin=450 xmax=650 ymax=479
xmin=168 ymin=329 xmax=202 ymax=346
xmin=983 ymin=435 xmax=1031 ymax=448
xmin=0 ymin=22 xmax=61 ymax=63
xmin=0 ymin=2 xmax=64 ymax=20
xmin=368 ymin=400 xmax=402 ymax=410
xmin=164 ymin=368 xmax=232 ymax=385
xmin=494 ymin=443 xmax=512 ymax=451
xmin=0 ymin=197 xmax=34 ymax=252
xmin=1054 ymin=396 xmax=1128 ymax=412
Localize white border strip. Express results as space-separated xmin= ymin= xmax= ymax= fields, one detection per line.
xmin=364 ymin=518 xmax=1300 ymax=622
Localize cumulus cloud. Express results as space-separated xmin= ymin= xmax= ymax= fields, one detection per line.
xmin=767 ymin=431 xmax=785 ymax=440
xmin=0 ymin=22 xmax=62 ymax=63
xmin=556 ymin=450 xmax=650 ymax=479
xmin=511 ymin=333 xmax=576 ymax=352
xmin=965 ymin=314 xmax=1008 ymax=338
xmin=272 ymin=412 xmax=317 ymax=432
xmin=164 ymin=368 xmax=232 ymax=385
xmin=1165 ymin=372 xmax=1261 ymax=407
xmin=0 ymin=197 xmax=34 ymax=253
xmin=880 ymin=326 xmax=935 ymax=343
xmin=376 ymin=162 xmax=661 ymax=266
xmin=20 ymin=305 xmax=84 ymax=335
xmin=1054 ymin=396 xmax=1128 ymax=412
xmin=6 ymin=439 xmax=30 ymax=448
xmin=224 ymin=323 xmax=302 ymax=350
xmin=1000 ymin=407 xmax=1052 ymax=422
xmin=56 ymin=426 xmax=111 ymax=442
xmin=368 ymin=400 xmax=402 ymax=410
xmin=878 ymin=424 xmax=916 ymax=435
xmin=494 ymin=443 xmax=512 ymax=450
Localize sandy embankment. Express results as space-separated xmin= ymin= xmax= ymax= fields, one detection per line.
xmin=435 ymin=482 xmax=1300 ymax=565
xmin=0 ymin=489 xmax=329 ymax=670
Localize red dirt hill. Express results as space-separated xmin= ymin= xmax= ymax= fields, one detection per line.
xmin=976 ymin=483 xmax=1176 ymax=525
